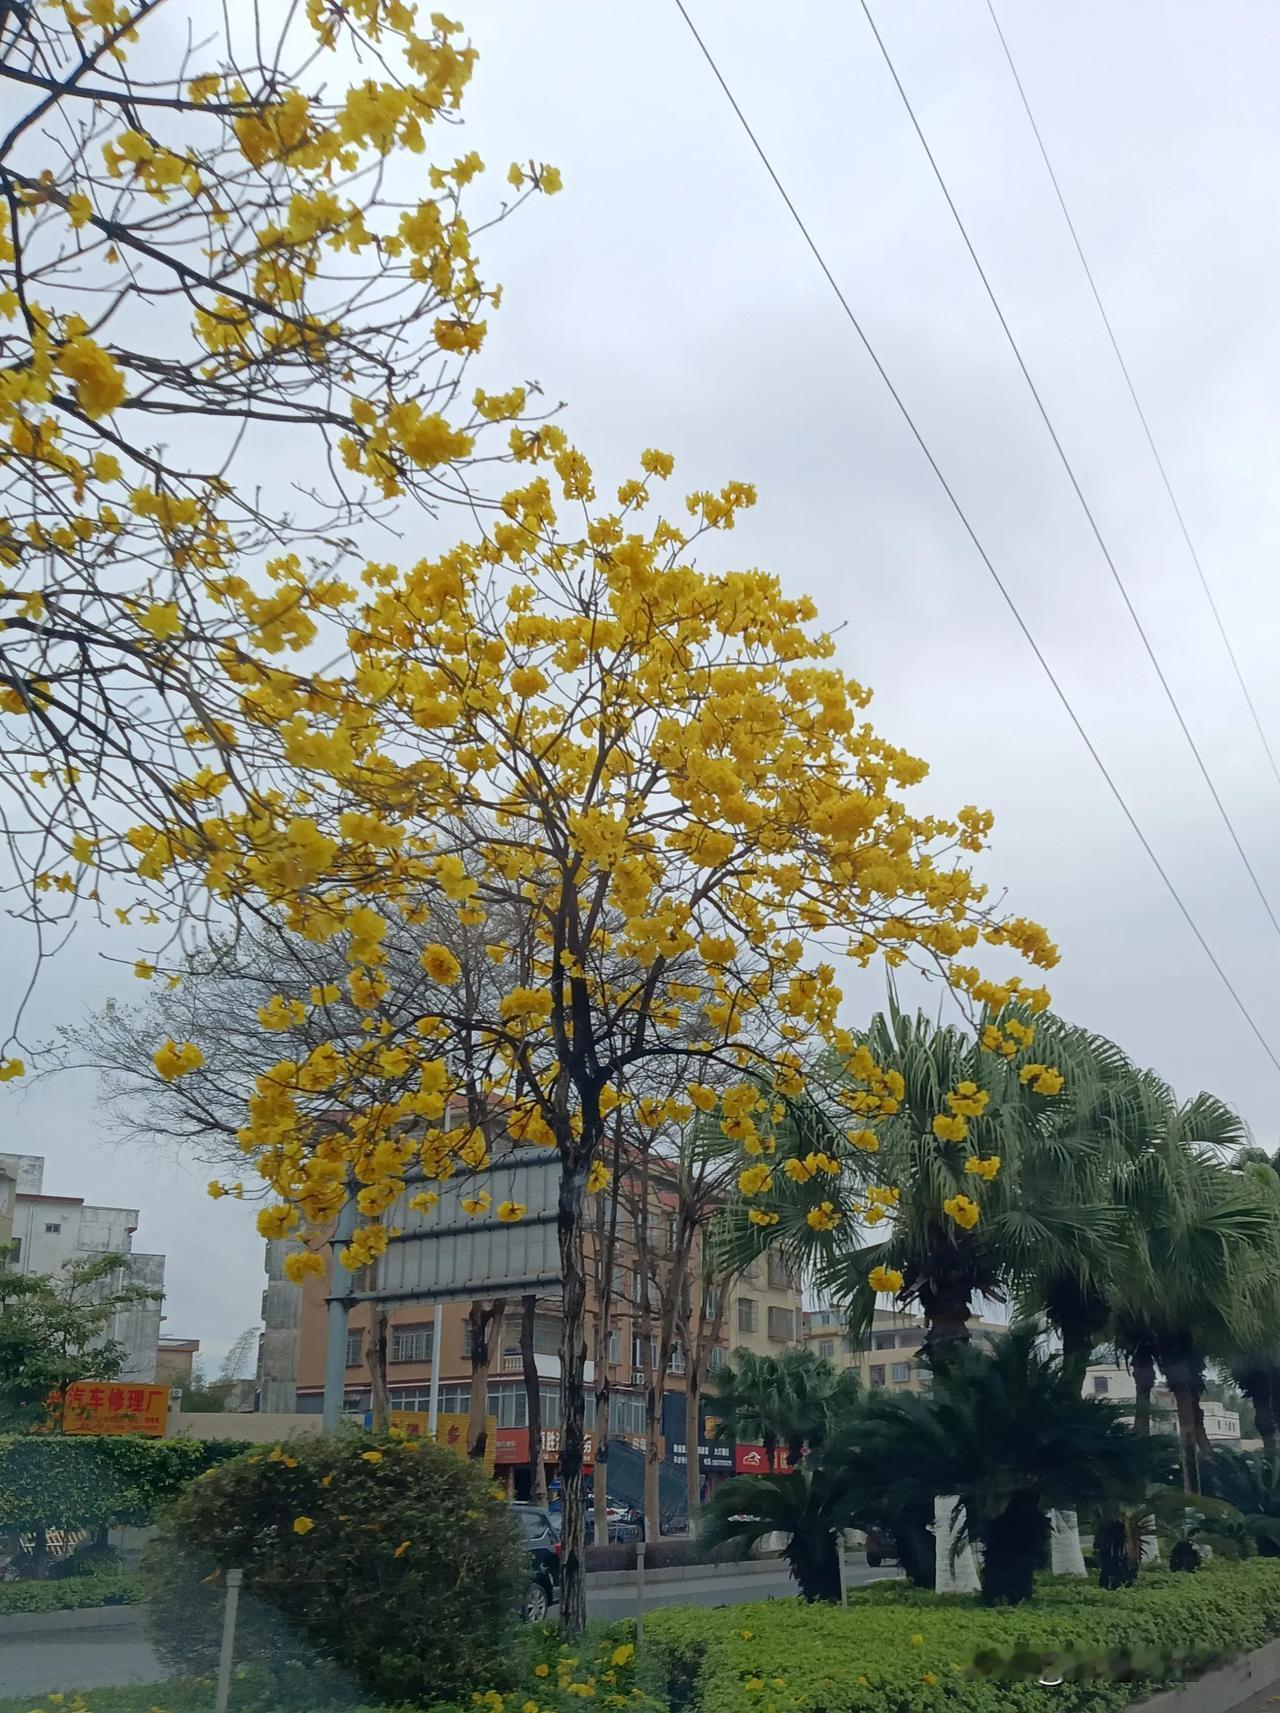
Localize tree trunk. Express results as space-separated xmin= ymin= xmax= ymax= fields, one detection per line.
xmin=557 ymin=1162 xmax=590 ymax=1636
xmin=786 ymin=1526 xmax=842 ymax=1603
xmin=979 ymin=1492 xmax=1050 ymax=1606
xmin=1132 ymin=1346 xmax=1156 ymax=1435
xmin=685 ymin=1369 xmax=702 ymax=1534
xmin=520 ymin=1295 xmax=547 ymax=1504
xmin=1170 ymin=1381 xmax=1202 ymax=1494
xmin=1258 ymin=1392 xmax=1279 ymax=1456
xmin=643 ymin=1387 xmax=661 ymax=1542
xmin=368 ymin=1307 xmax=390 ymax=1435
xmin=1057 ymin=1315 xmax=1096 ymax=1394
xmin=918 ymin=1278 xmax=972 ymax=1355
xmin=1095 ymin=1513 xmax=1140 ymax=1590
xmin=466 ymin=1297 xmax=505 ymax=1463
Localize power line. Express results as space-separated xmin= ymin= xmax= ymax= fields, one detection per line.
xmin=856 ymin=0 xmax=1280 ymax=949
xmin=671 ymin=0 xmax=1280 ymax=1077
xmin=984 ymin=0 xmax=1280 ymax=794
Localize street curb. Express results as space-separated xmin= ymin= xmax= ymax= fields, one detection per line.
xmin=0 ymin=1604 xmax=141 ymax=1639
xmin=1134 ymin=1638 xmax=1280 ymax=1713
xmin=587 ymin=1556 xmax=787 ymax=1589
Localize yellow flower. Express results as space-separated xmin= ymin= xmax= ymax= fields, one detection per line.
xmin=139 ymin=602 xmax=182 ymax=642
xmin=461 ymin=1191 xmax=491 ymax=1217
xmin=420 ymin=943 xmax=462 ymax=984
xmin=361 ymin=1450 xmax=383 ymax=1463
xmin=292 ymin=1516 xmax=314 ymax=1535
xmin=847 ymin=1128 xmax=879 ymax=1153
xmin=783 ymin=1156 xmax=814 ymax=1183
xmin=910 ymin=1633 xmax=924 ymax=1647
xmin=1018 ymin=1062 xmax=1064 ymax=1095
xmin=737 ymin=1164 xmax=773 ymax=1197
xmin=57 ymin=334 xmax=126 ymax=417
xmin=942 ymin=1193 xmax=980 ymax=1231
xmin=152 ymin=1038 xmax=203 ymax=1080
xmin=611 ymin=1644 xmax=635 ymax=1667
xmin=70 ymin=833 xmax=96 ymax=864
xmin=283 ymin=1249 xmax=326 ymax=1283
xmin=687 ymin=1083 xmax=718 ymax=1112
xmin=923 ymin=1672 xmax=939 ymax=1686
xmin=134 ymin=960 xmax=155 ymax=980
xmin=497 ymin=1200 xmax=526 ymax=1223
xmin=964 ymin=1155 xmax=1001 ymax=1182
xmin=931 ymin=1114 xmax=968 ymax=1144
xmin=748 ymin=1209 xmax=779 ymax=1228
xmin=394 ymin=1539 xmax=411 ymax=1557
xmin=586 ymin=1158 xmax=611 ymax=1194
xmin=207 ymin=1181 xmax=227 ymax=1200
xmin=946 ymin=1081 xmax=989 ymax=1119
xmin=806 ymin=1201 xmax=841 ymax=1232
xmin=868 ymin=1265 xmax=903 ymax=1294
xmin=534 ymin=1665 xmax=550 ymax=1679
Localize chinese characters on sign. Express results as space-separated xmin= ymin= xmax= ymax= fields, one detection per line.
xmin=387 ymin=1410 xmax=498 ymax=1473
xmin=63 ymin=1382 xmax=169 ymax=1436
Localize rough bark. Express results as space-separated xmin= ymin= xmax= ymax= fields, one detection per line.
xmin=367 ymin=1307 xmax=390 ymax=1435
xmin=520 ymin=1294 xmax=547 ymax=1504
xmin=685 ymin=1363 xmax=702 ymax=1530
xmin=1169 ymin=1381 xmax=1202 ymax=1493
xmin=466 ymin=1297 xmax=505 ymax=1463
xmin=1132 ymin=1345 xmax=1157 ymax=1435
xmin=557 ymin=1162 xmax=590 ymax=1635
xmin=979 ymin=1493 xmax=1050 ymax=1606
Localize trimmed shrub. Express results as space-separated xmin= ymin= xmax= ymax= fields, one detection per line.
xmin=0 ymin=1570 xmax=142 ymax=1612
xmin=142 ymin=1432 xmax=525 ymax=1707
xmin=0 ymin=1433 xmax=249 ymax=1533
xmin=639 ymin=1559 xmax=1280 ymax=1713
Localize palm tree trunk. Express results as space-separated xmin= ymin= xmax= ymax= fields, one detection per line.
xmin=918 ymin=1277 xmax=971 ymax=1354
xmin=980 ymin=1493 xmax=1050 ymax=1606
xmin=1132 ymin=1347 xmax=1156 ymax=1435
xmin=466 ymin=1298 xmax=505 ymax=1463
xmin=520 ymin=1295 xmax=546 ymax=1503
xmin=786 ymin=1526 xmax=841 ymax=1603
xmin=1170 ymin=1382 xmax=1201 ymax=1494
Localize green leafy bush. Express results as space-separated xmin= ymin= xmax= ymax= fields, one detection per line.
xmin=0 ymin=1433 xmax=249 ymax=1533
xmin=142 ymin=1433 xmax=525 ymax=1708
xmin=639 ymin=1559 xmax=1280 ymax=1713
xmin=0 ymin=1570 xmax=142 ymax=1612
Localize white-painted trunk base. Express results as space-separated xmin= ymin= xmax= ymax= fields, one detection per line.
xmin=1050 ymin=1508 xmax=1087 ymax=1576
xmin=934 ymin=1494 xmax=980 ymax=1595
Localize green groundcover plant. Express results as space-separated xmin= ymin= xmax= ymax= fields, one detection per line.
xmin=0 ymin=1570 xmax=141 ymax=1613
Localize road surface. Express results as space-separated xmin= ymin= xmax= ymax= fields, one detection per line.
xmin=0 ymin=1566 xmax=900 ymax=1696
xmin=586 ymin=1559 xmax=898 ymax=1616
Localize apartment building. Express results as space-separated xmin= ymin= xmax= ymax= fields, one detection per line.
xmin=0 ymin=1152 xmax=165 ymax=1382
xmin=803 ymin=1304 xmax=1007 ymax=1396
xmin=263 ymin=1155 xmax=804 ymax=1496
xmin=1083 ymin=1355 xmax=1241 ymax=1441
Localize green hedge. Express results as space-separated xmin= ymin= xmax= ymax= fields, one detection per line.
xmin=0 ymin=1435 xmax=250 ymax=1531
xmin=639 ymin=1560 xmax=1280 ymax=1713
xmin=0 ymin=1570 xmax=142 ymax=1613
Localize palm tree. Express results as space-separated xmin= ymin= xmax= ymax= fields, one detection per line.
xmin=707 ymin=1346 xmax=860 ymax=1467
xmin=1202 ymin=1447 xmax=1280 ymax=1556
xmin=699 ymin=1462 xmax=852 ymax=1601
xmin=1106 ymin=1106 xmax=1267 ymax=1492
xmin=866 ymin=1328 xmax=1159 ymax=1604
xmin=727 ymin=1005 xmax=1121 ymax=1356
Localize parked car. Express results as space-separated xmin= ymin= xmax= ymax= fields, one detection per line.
xmin=862 ymin=1528 xmax=900 ymax=1568
xmin=512 ymin=1503 xmax=561 ymax=1621
xmin=586 ymin=1499 xmax=643 ymax=1543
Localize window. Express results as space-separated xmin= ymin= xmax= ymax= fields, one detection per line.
xmin=632 ymin=1334 xmax=658 ymax=1371
xmin=391 ymin=1324 xmax=433 ymax=1364
xmin=609 ymin=1391 xmax=647 ymax=1435
xmin=898 ymin=1333 xmax=921 ymax=1350
xmin=872 ymin=1332 xmax=895 ymax=1350
xmin=738 ymin=1297 xmax=757 ymax=1334
xmin=818 ymin=1338 xmax=835 ymax=1360
xmin=345 ymin=1331 xmax=364 ymax=1370
xmin=767 ymin=1251 xmax=791 ymax=1291
xmin=532 ymin=1315 xmax=560 ymax=1356
xmin=1093 ymin=1375 xmax=1109 ymax=1395
xmin=890 ymin=1362 xmax=910 ymax=1384
xmin=768 ymin=1306 xmax=795 ymax=1342
xmin=869 ymin=1364 xmax=886 ymax=1388
xmin=610 ymin=1262 xmax=628 ymax=1300
xmin=607 ymin=1328 xmax=621 ymax=1366
xmin=703 ymin=1285 xmax=721 ymax=1321
xmin=387 ymin=1383 xmax=472 ymax=1414
xmin=44 ymin=1221 xmax=61 ymax=1234
xmin=486 ymin=1383 xmax=562 ymax=1429
xmin=670 ymin=1343 xmax=686 ymax=1375
xmin=708 ymin=1345 xmax=726 ymax=1371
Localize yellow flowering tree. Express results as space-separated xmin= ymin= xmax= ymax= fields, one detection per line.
xmin=111 ymin=431 xmax=1056 ymax=1625
xmin=0 ymin=0 xmax=557 ymax=1054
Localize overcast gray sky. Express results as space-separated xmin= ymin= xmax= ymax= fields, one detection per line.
xmin=6 ymin=0 xmax=1280 ymax=1367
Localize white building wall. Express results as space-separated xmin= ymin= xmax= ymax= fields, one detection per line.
xmin=1 ymin=1153 xmax=164 ymax=1382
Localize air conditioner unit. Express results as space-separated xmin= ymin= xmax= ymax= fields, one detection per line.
xmin=630 ymin=1370 xmax=646 ymax=1386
